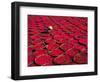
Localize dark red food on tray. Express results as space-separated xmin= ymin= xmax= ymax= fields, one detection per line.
xmin=28 ymin=15 xmax=88 ymax=67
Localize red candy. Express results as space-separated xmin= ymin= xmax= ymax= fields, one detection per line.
xmin=35 ymin=54 xmax=52 ymax=66
xmin=50 ymin=49 xmax=63 ymax=57
xmin=73 ymin=53 xmax=87 ymax=64
xmin=28 ymin=55 xmax=35 ymax=65
xmin=56 ymin=38 xmax=66 ymax=43
xmin=66 ymin=48 xmax=79 ymax=57
xmin=79 ymin=39 xmax=87 ymax=45
xmin=54 ymin=55 xmax=66 ymax=64
xmin=32 ymin=39 xmax=42 ymax=45
xmin=33 ymin=43 xmax=44 ymax=50
xmin=60 ymin=43 xmax=73 ymax=51
xmin=33 ymin=49 xmax=47 ymax=57
xmin=45 ymin=38 xmax=55 ymax=44
xmin=31 ymin=35 xmax=41 ymax=40
xmin=54 ymin=35 xmax=61 ymax=39
xmin=47 ymin=43 xmax=58 ymax=51
xmin=74 ymin=45 xmax=87 ymax=53
xmin=70 ymin=40 xmax=78 ymax=45
xmin=28 ymin=46 xmax=33 ymax=55
xmin=64 ymin=54 xmax=72 ymax=64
